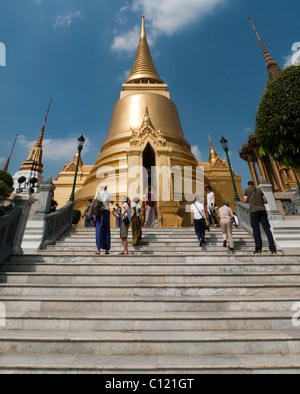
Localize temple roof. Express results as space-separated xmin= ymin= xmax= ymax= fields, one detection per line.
xmin=19 ymin=99 xmax=52 ymax=174
xmin=208 ymin=136 xmax=228 ymax=168
xmin=125 ymin=16 xmax=164 ymax=84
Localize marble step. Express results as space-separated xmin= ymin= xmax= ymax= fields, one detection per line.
xmin=36 ymin=250 xmax=277 ymax=257
xmin=1 ymin=295 xmax=298 ymax=313
xmin=0 ymin=353 xmax=300 ymax=374
xmin=3 ymin=262 xmax=300 ymax=274
xmin=9 ymin=254 xmax=299 ymax=264
xmin=43 ymin=245 xmax=271 ymax=253
xmin=53 ymin=241 xmax=257 ymax=248
xmin=59 ymin=233 xmax=254 ymax=240
xmin=2 ymin=311 xmax=295 ymax=331
xmin=1 ymin=272 xmax=299 ymax=285
xmin=54 ymin=233 xmax=254 ymax=241
xmin=1 ymin=283 xmax=300 ymax=297
xmin=0 ymin=329 xmax=300 ymax=356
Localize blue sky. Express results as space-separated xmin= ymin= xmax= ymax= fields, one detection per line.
xmin=0 ymin=0 xmax=299 ymax=190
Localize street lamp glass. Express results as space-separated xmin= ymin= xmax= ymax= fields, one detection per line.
xmin=77 ymin=134 xmax=85 ymax=148
xmin=220 ymin=136 xmax=228 ymax=149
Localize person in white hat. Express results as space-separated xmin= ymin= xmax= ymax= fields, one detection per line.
xmin=93 ymin=184 xmax=113 ymax=255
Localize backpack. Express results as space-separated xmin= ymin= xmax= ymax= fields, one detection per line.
xmin=91 ymin=199 xmax=105 ymax=217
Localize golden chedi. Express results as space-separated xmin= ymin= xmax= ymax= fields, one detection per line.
xmin=54 ymin=17 xmax=243 ymax=227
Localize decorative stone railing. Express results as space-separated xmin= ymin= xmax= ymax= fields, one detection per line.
xmin=235 ymin=181 xmax=300 ymax=255
xmin=0 ymin=207 xmax=23 ymax=263
xmin=40 ymin=201 xmax=74 ymax=249
xmin=234 ymin=202 xmax=252 ymax=235
xmin=234 ymin=201 xmax=268 ymax=244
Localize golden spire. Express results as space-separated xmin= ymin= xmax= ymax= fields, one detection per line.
xmin=209 ymin=135 xmax=220 ymax=164
xmin=125 ymin=16 xmax=164 ymax=84
xmin=248 ymin=17 xmax=282 ymax=82
xmin=19 ymin=98 xmax=53 ymax=174
xmin=208 ymin=135 xmax=228 ymax=168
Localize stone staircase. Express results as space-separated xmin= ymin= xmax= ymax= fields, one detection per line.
xmin=0 ymin=227 xmax=300 ymax=374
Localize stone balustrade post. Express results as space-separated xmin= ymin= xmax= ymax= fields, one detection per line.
xmin=292 ymin=186 xmax=300 ymax=215
xmin=31 ymin=177 xmax=56 ymax=221
xmin=258 ymin=179 xmax=284 ymax=221
xmin=12 ymin=189 xmax=35 ymax=255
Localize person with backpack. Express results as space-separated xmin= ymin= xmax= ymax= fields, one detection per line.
xmin=244 ymin=181 xmax=277 ymax=255
xmin=83 ymin=199 xmax=93 ymax=228
xmin=191 ymin=195 xmax=209 ymax=247
xmin=131 ymin=197 xmax=144 ymax=247
xmin=119 ymin=196 xmax=131 ymax=255
xmin=90 ymin=184 xmax=113 ymax=255
xmin=113 ymin=203 xmax=122 ymax=228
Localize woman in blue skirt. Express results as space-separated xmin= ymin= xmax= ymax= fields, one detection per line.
xmin=91 ymin=185 xmax=113 ymax=255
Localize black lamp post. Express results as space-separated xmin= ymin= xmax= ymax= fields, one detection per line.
xmin=69 ymin=134 xmax=85 ymax=202
xmin=220 ymin=136 xmax=241 ymax=202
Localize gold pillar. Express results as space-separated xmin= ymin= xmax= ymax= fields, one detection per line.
xmin=248 ymin=155 xmax=260 ymax=186
xmin=254 ymin=148 xmax=270 ymax=183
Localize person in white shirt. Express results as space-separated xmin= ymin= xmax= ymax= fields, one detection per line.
xmin=92 ymin=184 xmax=113 ymax=255
xmin=191 ymin=195 xmax=209 ymax=247
xmin=206 ymin=186 xmax=219 ymax=227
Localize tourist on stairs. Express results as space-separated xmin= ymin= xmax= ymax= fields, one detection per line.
xmin=191 ymin=195 xmax=209 ymax=247
xmin=218 ymin=201 xmax=237 ymax=252
xmin=206 ymin=186 xmax=219 ymax=227
xmin=119 ymin=196 xmax=131 ymax=255
xmin=131 ymin=197 xmax=144 ymax=247
xmin=90 ymin=184 xmax=113 ymax=256
xmin=244 ymin=181 xmax=277 ymax=255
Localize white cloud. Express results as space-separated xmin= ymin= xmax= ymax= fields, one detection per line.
xmin=191 ymin=145 xmax=202 ymax=162
xmin=133 ymin=0 xmax=226 ymax=35
xmin=283 ymin=55 xmax=293 ymax=68
xmin=112 ymin=0 xmax=226 ymax=53
xmin=54 ymin=10 xmax=83 ymax=29
xmin=116 ymin=3 xmax=131 ymax=25
xmin=18 ymin=135 xmax=91 ymax=163
xmin=111 ymin=25 xmax=141 ymax=53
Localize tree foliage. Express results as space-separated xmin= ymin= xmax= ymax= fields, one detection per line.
xmin=0 ymin=170 xmax=14 ymax=216
xmin=255 ymin=66 xmax=300 ymax=169
xmin=0 ymin=170 xmax=13 ymax=190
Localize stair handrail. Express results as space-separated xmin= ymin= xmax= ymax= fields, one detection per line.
xmin=40 ymin=201 xmax=75 ymax=249
xmin=0 ymin=207 xmax=23 ymax=263
xmin=234 ymin=201 xmax=268 ymax=243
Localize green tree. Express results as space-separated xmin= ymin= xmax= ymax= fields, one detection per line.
xmin=255 ymin=65 xmax=300 ymax=169
xmin=0 ymin=170 xmax=14 ymax=216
